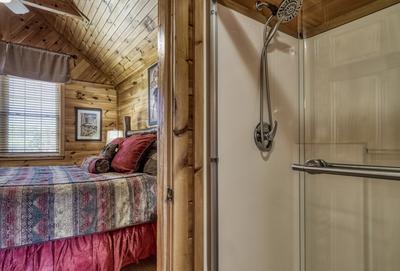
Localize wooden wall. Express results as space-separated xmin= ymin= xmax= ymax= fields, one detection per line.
xmin=117 ymin=61 xmax=158 ymax=131
xmin=0 ymin=81 xmax=117 ymax=167
xmin=0 ymin=5 xmax=118 ymax=167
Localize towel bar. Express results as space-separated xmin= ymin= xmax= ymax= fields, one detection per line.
xmin=292 ymin=159 xmax=400 ymax=181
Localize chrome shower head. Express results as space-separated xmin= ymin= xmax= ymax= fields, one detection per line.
xmin=256 ymin=0 xmax=303 ymax=23
xmin=276 ymin=0 xmax=303 ymax=23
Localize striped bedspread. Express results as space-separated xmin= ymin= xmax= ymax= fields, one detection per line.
xmin=0 ymin=166 xmax=156 ymax=249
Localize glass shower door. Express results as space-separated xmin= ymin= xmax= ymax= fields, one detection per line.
xmin=301 ymin=3 xmax=400 ymax=271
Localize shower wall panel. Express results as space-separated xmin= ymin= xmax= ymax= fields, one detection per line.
xmin=217 ymin=4 xmax=300 ymax=271
xmin=303 ymin=4 xmax=400 ymax=271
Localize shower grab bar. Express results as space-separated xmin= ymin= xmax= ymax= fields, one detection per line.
xmin=292 ymin=159 xmax=400 ymax=181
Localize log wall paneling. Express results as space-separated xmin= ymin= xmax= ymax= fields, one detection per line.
xmin=0 ymin=81 xmax=118 ymax=167
xmin=157 ymin=0 xmax=171 ymax=269
xmin=218 ymin=0 xmax=400 ymax=38
xmin=116 ymin=49 xmax=158 ymax=130
xmin=171 ymin=0 xmax=193 ymax=269
xmin=157 ymin=0 xmax=204 ymax=269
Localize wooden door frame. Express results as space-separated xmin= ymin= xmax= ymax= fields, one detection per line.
xmin=158 ymin=0 xmax=204 ymax=270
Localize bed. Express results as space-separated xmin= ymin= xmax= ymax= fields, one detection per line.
xmin=0 ymin=127 xmax=158 ymax=270
xmin=0 ymin=166 xmax=157 ymax=270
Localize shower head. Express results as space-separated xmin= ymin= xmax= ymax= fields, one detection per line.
xmin=276 ymin=0 xmax=303 ymax=23
xmin=256 ymin=0 xmax=303 ymax=23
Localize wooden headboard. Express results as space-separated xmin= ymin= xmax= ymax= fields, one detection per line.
xmin=124 ymin=116 xmax=157 ymax=137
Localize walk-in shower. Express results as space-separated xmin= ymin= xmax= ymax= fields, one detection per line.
xmin=254 ymin=0 xmax=303 ymax=152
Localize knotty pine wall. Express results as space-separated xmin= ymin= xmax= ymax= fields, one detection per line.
xmin=0 ymin=6 xmax=118 ymax=167
xmin=117 ymin=64 xmax=155 ymax=131
xmin=0 ymin=81 xmax=118 ymax=168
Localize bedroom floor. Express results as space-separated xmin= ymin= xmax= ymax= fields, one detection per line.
xmin=122 ymin=257 xmax=156 ymax=271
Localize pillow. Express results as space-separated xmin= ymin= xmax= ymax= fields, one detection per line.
xmin=100 ymin=143 xmax=118 ymax=161
xmin=137 ymin=141 xmax=157 ymax=172
xmin=143 ymin=152 xmax=157 ymax=175
xmin=100 ymin=137 xmax=124 ymax=161
xmin=81 ymin=156 xmax=110 ymax=174
xmin=111 ymin=134 xmax=157 ymax=173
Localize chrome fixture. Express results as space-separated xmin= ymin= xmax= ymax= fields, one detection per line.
xmin=292 ymin=159 xmax=400 ymax=181
xmin=254 ymin=0 xmax=303 ymax=152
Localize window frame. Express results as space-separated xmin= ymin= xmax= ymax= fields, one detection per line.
xmin=0 ymin=78 xmax=65 ymax=160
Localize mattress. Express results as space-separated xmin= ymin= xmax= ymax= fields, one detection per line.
xmin=0 ymin=166 xmax=157 ymax=249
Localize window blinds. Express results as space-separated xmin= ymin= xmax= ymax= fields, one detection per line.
xmin=0 ymin=75 xmax=61 ymax=155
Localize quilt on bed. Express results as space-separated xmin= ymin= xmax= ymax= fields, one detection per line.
xmin=0 ymin=166 xmax=157 ymax=249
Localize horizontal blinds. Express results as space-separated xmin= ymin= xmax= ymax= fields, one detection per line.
xmin=0 ymin=75 xmax=61 ymax=154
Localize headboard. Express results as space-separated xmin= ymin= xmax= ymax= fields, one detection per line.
xmin=124 ymin=116 xmax=158 ymax=137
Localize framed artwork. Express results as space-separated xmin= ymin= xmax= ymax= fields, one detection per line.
xmin=75 ymin=107 xmax=102 ymax=141
xmin=148 ymin=63 xmax=159 ymax=126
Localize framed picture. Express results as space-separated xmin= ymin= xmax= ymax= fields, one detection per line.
xmin=148 ymin=63 xmax=159 ymax=126
xmin=75 ymin=107 xmax=102 ymax=141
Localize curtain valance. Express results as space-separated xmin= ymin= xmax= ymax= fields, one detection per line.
xmin=0 ymin=41 xmax=70 ymax=83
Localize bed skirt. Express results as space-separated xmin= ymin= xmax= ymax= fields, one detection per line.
xmin=0 ymin=222 xmax=156 ymax=271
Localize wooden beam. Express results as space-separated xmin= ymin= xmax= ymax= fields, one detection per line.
xmin=21 ymin=0 xmax=88 ymax=21
xmin=193 ymin=0 xmax=204 ymax=270
xmin=157 ymin=0 xmax=172 ymax=269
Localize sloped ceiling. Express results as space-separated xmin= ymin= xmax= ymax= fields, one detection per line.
xmin=0 ymin=0 xmax=158 ymax=86
xmin=44 ymin=0 xmax=158 ymax=86
xmin=0 ymin=4 xmax=112 ymax=84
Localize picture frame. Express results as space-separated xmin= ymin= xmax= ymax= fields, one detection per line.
xmin=148 ymin=63 xmax=159 ymax=126
xmin=75 ymin=107 xmax=102 ymax=141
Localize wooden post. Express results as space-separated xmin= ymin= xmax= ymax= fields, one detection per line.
xmin=158 ymin=0 xmax=205 ymax=270
xmin=194 ymin=0 xmax=204 ymax=269
xmin=124 ymin=116 xmax=131 ymax=137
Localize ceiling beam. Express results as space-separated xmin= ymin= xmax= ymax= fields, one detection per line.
xmin=21 ymin=0 xmax=88 ymax=21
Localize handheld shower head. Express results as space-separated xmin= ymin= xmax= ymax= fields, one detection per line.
xmin=256 ymin=0 xmax=303 ymax=23
xmin=254 ymin=0 xmax=303 ymax=152
xmin=276 ymin=0 xmax=303 ymax=23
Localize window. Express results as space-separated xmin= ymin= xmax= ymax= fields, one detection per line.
xmin=0 ymin=75 xmax=62 ymax=157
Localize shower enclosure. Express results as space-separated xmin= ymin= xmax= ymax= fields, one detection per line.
xmin=298 ymin=3 xmax=400 ymax=271
xmin=209 ymin=1 xmax=400 ymax=271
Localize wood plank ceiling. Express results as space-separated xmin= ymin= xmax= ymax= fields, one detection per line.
xmin=0 ymin=4 xmax=112 ymax=84
xmin=43 ymin=0 xmax=158 ymax=86
xmin=0 ymin=0 xmax=158 ymax=86
xmin=219 ymin=0 xmax=400 ymax=38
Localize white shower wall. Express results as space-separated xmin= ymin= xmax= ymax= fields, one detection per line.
xmin=303 ymin=4 xmax=400 ymax=271
xmin=217 ymin=4 xmax=300 ymax=271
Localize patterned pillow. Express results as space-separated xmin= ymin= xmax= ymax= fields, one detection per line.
xmin=81 ymin=156 xmax=110 ymax=174
xmin=100 ymin=137 xmax=125 ymax=161
xmin=100 ymin=143 xmax=119 ymax=161
xmin=143 ymin=152 xmax=157 ymax=175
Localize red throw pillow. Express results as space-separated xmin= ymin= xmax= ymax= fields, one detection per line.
xmin=111 ymin=134 xmax=157 ymax=173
